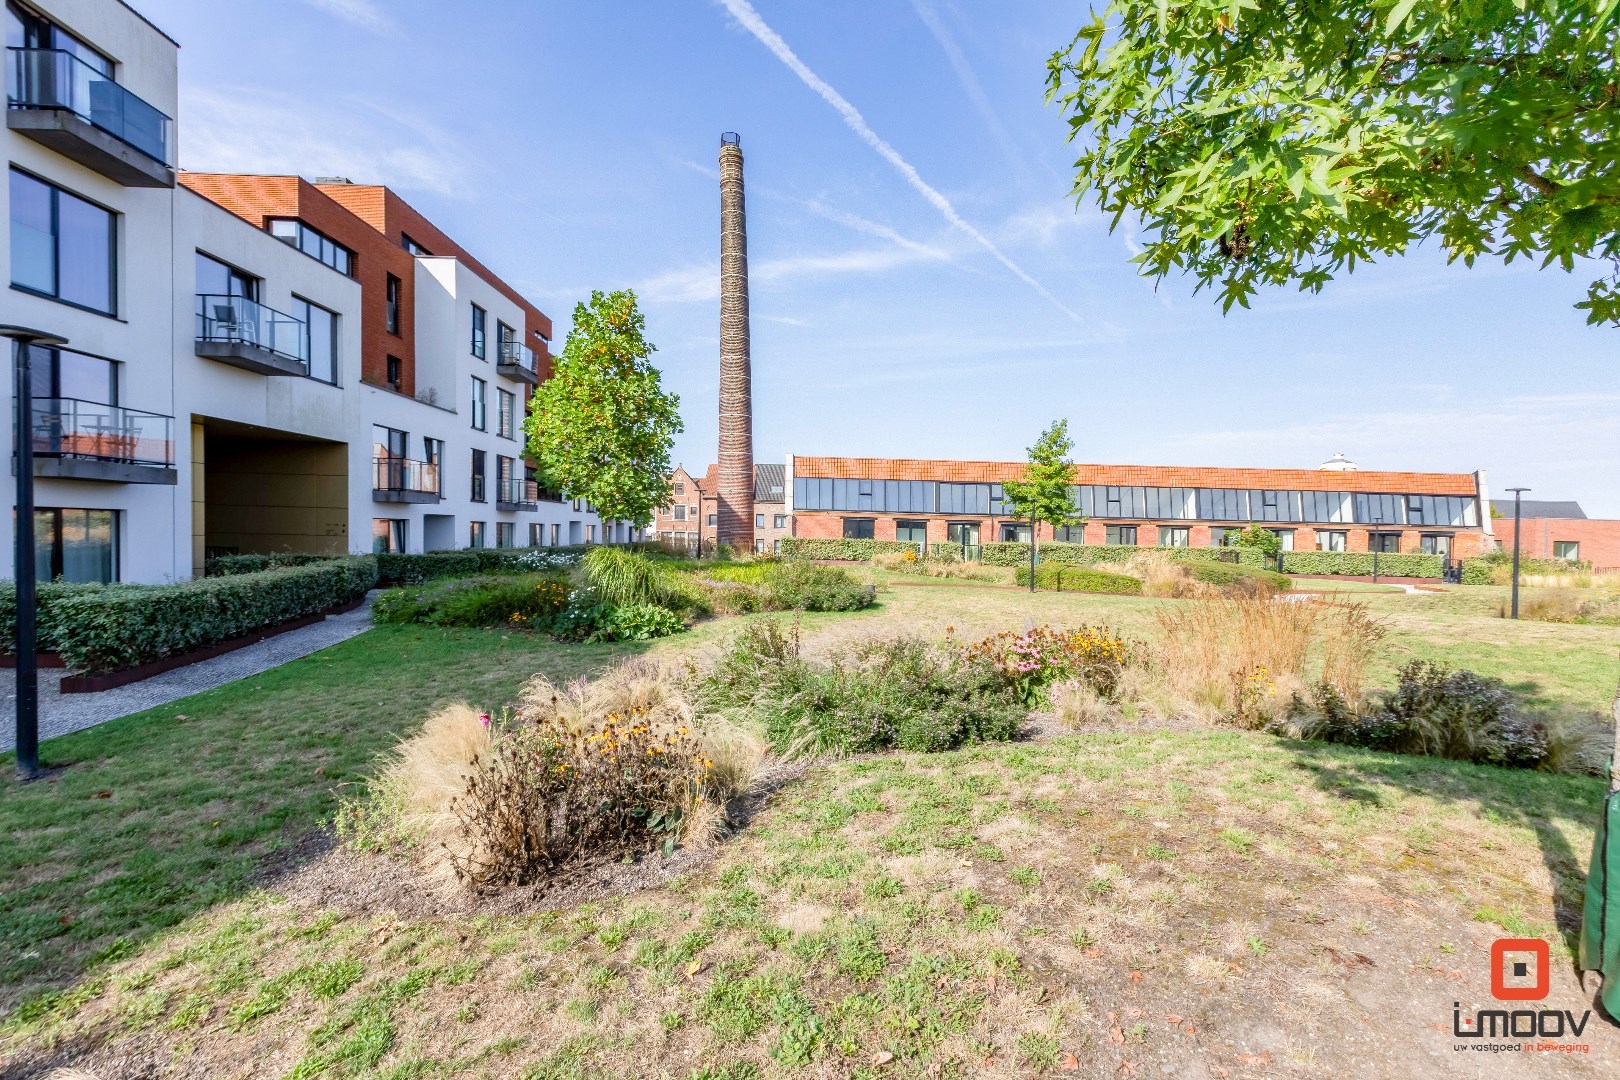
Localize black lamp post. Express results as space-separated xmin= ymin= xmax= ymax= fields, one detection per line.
xmin=1505 ymin=486 xmax=1531 ymax=620
xmin=5 ymin=324 xmax=69 ymax=781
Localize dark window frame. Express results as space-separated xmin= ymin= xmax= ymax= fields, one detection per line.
xmin=385 ymin=273 xmax=401 ymax=335
xmin=9 ymin=167 xmax=118 ymax=316
xmin=841 ymin=517 xmax=875 ymax=540
xmin=470 ymin=448 xmax=486 ymax=502
xmin=471 ymin=304 xmax=487 ymax=359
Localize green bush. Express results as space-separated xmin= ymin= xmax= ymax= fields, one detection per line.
xmin=580 ymin=547 xmax=701 ymax=611
xmin=375 ymin=546 xmax=587 ymax=586
xmin=373 ymin=574 xmax=573 ymax=628
xmin=1189 ymin=562 xmax=1292 ymax=592
xmin=35 ymin=556 xmax=378 ymax=673
xmin=1014 ymin=564 xmax=1142 ymax=594
xmin=763 ymin=562 xmax=876 ymax=611
xmin=943 ymin=541 xmax=1239 ymax=568
xmin=600 ymin=603 xmax=686 ymax=641
xmin=1275 ymin=551 xmax=1444 ymax=578
xmin=204 ymin=552 xmax=338 ymax=577
xmin=1459 ymin=550 xmax=1588 ymax=585
xmin=778 ymin=537 xmax=920 ymax=561
xmin=0 ymin=580 xmax=107 ymax=654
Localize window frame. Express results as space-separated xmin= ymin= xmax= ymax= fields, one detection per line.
xmin=496 ymin=387 xmax=516 ymax=439
xmin=471 ymin=304 xmax=487 ymax=359
xmin=32 ymin=506 xmax=119 ymax=582
xmin=470 ymin=447 xmax=486 ymax=502
xmin=1553 ymin=541 xmax=1581 ymax=561
xmin=290 ymin=294 xmax=339 ymax=385
xmin=9 ymin=167 xmax=118 ymax=316
xmin=1104 ymin=524 xmax=1138 ymax=546
xmin=841 ymin=517 xmax=876 ymax=540
xmin=385 ymin=273 xmax=401 ymax=334
xmin=470 ymin=376 xmax=487 ymax=430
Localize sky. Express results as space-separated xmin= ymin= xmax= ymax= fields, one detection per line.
xmin=137 ymin=0 xmax=1620 ymax=515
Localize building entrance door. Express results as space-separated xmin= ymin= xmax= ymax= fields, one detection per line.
xmin=947 ymin=521 xmax=980 ymax=561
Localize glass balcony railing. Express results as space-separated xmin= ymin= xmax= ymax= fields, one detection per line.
xmin=32 ymin=397 xmax=175 ymax=468
xmin=196 ymin=294 xmax=308 ymax=366
xmin=7 ymin=47 xmax=172 ymax=164
xmin=497 ymin=478 xmax=539 ymax=505
xmin=497 ymin=339 xmax=538 ymax=376
xmin=373 ymin=456 xmax=440 ymax=495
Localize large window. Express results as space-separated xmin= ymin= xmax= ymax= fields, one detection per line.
xmin=1368 ymin=532 xmax=1402 ymax=553
xmin=1158 ymin=526 xmax=1190 ymax=547
xmin=385 ymin=274 xmax=401 ymax=334
xmin=28 ymin=345 xmax=115 ymax=404
xmin=470 ymin=376 xmax=487 ymax=430
xmin=10 ymin=169 xmax=115 ymax=314
xmin=292 ymin=297 xmax=338 ymax=384
xmin=894 ymin=520 xmax=927 ymax=544
xmin=371 ymin=518 xmax=407 ymax=554
xmin=1267 ymin=528 xmax=1295 ymax=551
xmin=1316 ymin=530 xmax=1347 ymax=552
xmin=471 ymin=304 xmax=487 ymax=358
xmin=195 ymin=251 xmax=256 ymax=300
xmin=1554 ymin=541 xmax=1581 ymax=561
xmin=470 ymin=448 xmax=486 ymax=501
xmin=1105 ymin=525 xmax=1137 ymax=546
xmin=1055 ymin=525 xmax=1085 ymax=543
xmin=497 ymin=388 xmax=515 ymax=438
xmin=268 ymin=219 xmax=352 ymax=275
xmin=469 ymin=521 xmax=486 ymax=548
xmin=842 ymin=517 xmax=875 ymax=539
xmin=34 ymin=507 xmax=117 ymax=582
xmin=496 ymin=522 xmax=515 ymax=548
xmin=1420 ymin=534 xmax=1452 ymax=558
xmin=1210 ymin=526 xmax=1240 ymax=547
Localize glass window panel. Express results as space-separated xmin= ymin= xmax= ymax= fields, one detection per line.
xmin=53 ymin=186 xmax=113 ymax=312
xmin=9 ymin=169 xmax=55 ymax=294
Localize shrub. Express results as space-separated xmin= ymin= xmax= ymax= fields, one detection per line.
xmin=779 ymin=537 xmax=921 ymax=561
xmin=0 ymin=580 xmax=106 ymax=654
xmin=871 ymin=550 xmax=1003 ymax=581
xmin=601 ymin=603 xmax=686 ymax=641
xmin=1461 ymin=549 xmax=1590 ymax=585
xmin=372 ymin=574 xmax=572 ymax=628
xmin=581 ymin=547 xmax=703 ymax=612
xmin=1233 ymin=524 xmax=1282 ymax=555
xmin=1014 ymin=564 xmax=1142 ymax=594
xmin=697 ymin=620 xmax=1024 ymax=756
xmin=38 ymin=556 xmax=377 ymax=673
xmin=948 ymin=541 xmax=1239 ymax=568
xmin=204 ymin=551 xmax=337 ymax=576
xmin=1277 ymin=551 xmax=1444 ymax=578
xmin=763 ymin=562 xmax=876 ymax=611
xmin=959 ymin=625 xmax=1141 ymax=704
xmin=375 ymin=546 xmax=587 ymax=586
xmin=1187 ymin=561 xmax=1292 ymax=593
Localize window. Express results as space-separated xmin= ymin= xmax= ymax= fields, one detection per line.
xmin=774 ymin=539 xmax=782 ymax=554
xmin=470 ymin=448 xmax=486 ymax=501
xmin=268 ymin=219 xmax=353 ymax=275
xmin=471 ymin=304 xmax=487 ymax=358
xmin=1554 ymin=541 xmax=1582 ymax=561
xmin=674 ymin=482 xmax=685 ymax=495
xmin=11 ymin=169 xmax=116 ymax=314
xmin=423 ymin=437 xmax=442 ymax=467
xmin=1316 ymin=530 xmax=1347 ymax=552
xmin=1267 ymin=528 xmax=1295 ymax=551
xmin=755 ymin=513 xmax=765 ymax=529
xmin=895 ymin=519 xmax=928 ymax=544
xmin=292 ymin=297 xmax=338 ymax=384
xmin=1420 ymin=534 xmax=1452 ymax=558
xmin=386 ymin=355 xmax=402 ymax=391
xmin=401 ymin=233 xmax=430 ymax=256
xmin=773 ymin=514 xmax=786 ymax=529
xmin=469 ymin=521 xmax=486 ymax=548
xmin=587 ymin=524 xmax=597 ymax=543
xmin=496 ymin=522 xmax=516 ymax=548
xmin=707 ymin=513 xmax=717 ymax=527
xmin=8 ymin=4 xmax=111 ymax=72
xmin=674 ymin=505 xmax=687 ymax=521
xmin=497 ymin=320 xmax=516 ymax=356
xmin=26 ymin=345 xmax=115 ymax=404
xmin=1055 ymin=525 xmax=1085 ymax=543
xmin=1105 ymin=525 xmax=1137 ymax=546
xmin=1209 ymin=527 xmax=1240 ymax=547
xmin=1000 ymin=523 xmax=1031 ymax=542
xmin=371 ymin=518 xmax=407 ymax=554
xmin=372 ymin=424 xmax=407 ymax=460
xmin=550 ymin=523 xmax=561 ymax=546
xmin=1368 ymin=532 xmax=1402 ymax=554
xmin=1158 ymin=527 xmax=1190 ymax=548
xmin=195 ymin=251 xmax=257 ymax=300
xmin=32 ymin=508 xmax=117 ymax=582
xmin=470 ymin=376 xmax=487 ymax=430
xmin=385 ymin=274 xmax=401 ymax=334
xmin=754 ymin=539 xmax=766 ymax=554
xmin=497 ymin=388 xmax=515 ymax=438
xmin=842 ymin=518 xmax=875 ymax=539
xmin=529 ymin=523 xmax=544 ymax=547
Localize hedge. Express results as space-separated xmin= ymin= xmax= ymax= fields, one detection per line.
xmin=205 ymin=551 xmax=339 ymax=577
xmin=935 ymin=541 xmax=1240 ymax=568
xmin=3 ymin=556 xmax=378 ymax=673
xmin=1459 ymin=553 xmax=1589 ymax=585
xmin=1189 ymin=562 xmax=1293 ymax=591
xmin=376 ymin=546 xmax=589 ymax=585
xmin=1014 ymin=564 xmax=1143 ymax=594
xmin=1275 ymin=551 xmax=1444 ymax=578
xmin=779 ymin=537 xmax=921 ymax=561
xmin=0 ymin=581 xmax=107 ymax=655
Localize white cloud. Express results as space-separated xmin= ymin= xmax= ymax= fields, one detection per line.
xmin=179 ymin=88 xmax=471 ymax=196
xmin=715 ymin=0 xmax=1080 ymax=322
xmin=300 ymin=0 xmax=398 ymax=36
xmin=909 ymin=0 xmax=1022 ymax=169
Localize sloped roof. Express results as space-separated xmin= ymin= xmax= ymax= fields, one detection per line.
xmin=755 ymin=463 xmax=786 ymax=503
xmin=1490 ymin=499 xmax=1586 ymax=520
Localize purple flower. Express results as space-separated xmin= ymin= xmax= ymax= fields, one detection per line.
xmin=479 ymin=712 xmax=491 ymax=728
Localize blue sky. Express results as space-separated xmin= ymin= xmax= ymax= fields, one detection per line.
xmin=140 ymin=0 xmax=1619 ymax=515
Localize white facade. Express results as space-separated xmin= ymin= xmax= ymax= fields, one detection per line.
xmin=5 ymin=0 xmax=622 ymax=584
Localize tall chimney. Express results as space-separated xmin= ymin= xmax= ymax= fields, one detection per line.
xmin=716 ymin=132 xmax=754 ymax=552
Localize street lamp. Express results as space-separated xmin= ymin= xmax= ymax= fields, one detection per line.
xmin=4 ymin=324 xmax=69 ymax=781
xmin=1505 ymin=487 xmax=1531 ymax=621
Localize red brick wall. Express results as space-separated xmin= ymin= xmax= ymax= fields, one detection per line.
xmin=1495 ymin=519 xmax=1620 ymax=568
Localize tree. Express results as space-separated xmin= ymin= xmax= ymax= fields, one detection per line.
xmin=1002 ymin=420 xmax=1083 ymax=591
xmin=1234 ymin=524 xmax=1283 ymax=556
xmin=1046 ymin=2 xmax=1620 ymax=325
xmin=524 ymin=290 xmax=683 ymax=531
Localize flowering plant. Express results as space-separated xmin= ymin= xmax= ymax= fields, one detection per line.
xmin=961 ymin=624 xmax=1140 ymax=705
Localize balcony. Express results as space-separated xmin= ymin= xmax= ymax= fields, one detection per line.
xmin=6 ymin=48 xmax=174 ymax=187
xmin=496 ymin=339 xmax=539 ymax=384
xmin=497 ymin=477 xmax=539 ymax=512
xmin=30 ymin=397 xmax=176 ymax=484
xmin=373 ymin=456 xmax=440 ymax=503
xmin=195 ymin=295 xmax=309 ymax=376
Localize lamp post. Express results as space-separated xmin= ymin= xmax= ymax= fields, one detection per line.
xmin=4 ymin=325 xmax=69 ymax=781
xmin=1505 ymin=486 xmax=1531 ymax=621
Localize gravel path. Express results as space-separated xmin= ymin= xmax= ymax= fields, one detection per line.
xmin=0 ymin=595 xmax=377 ymax=751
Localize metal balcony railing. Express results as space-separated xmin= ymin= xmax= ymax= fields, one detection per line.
xmin=497 ymin=339 xmax=538 ymax=376
xmin=497 ymin=477 xmax=539 ymax=506
xmin=31 ymin=397 xmax=175 ymax=467
xmin=196 ymin=294 xmax=308 ymax=366
xmin=373 ymin=456 xmax=440 ymax=495
xmin=7 ymin=47 xmax=172 ymax=164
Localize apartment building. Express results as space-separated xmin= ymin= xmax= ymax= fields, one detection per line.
xmin=1487 ymin=500 xmax=1620 ymax=569
xmin=653 ymin=463 xmax=789 ymax=554
xmin=785 ymin=454 xmax=1497 ymax=562
xmin=5 ymin=0 xmax=621 ymax=584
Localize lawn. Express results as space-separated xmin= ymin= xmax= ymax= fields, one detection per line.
xmin=2 ymin=579 xmax=1618 ymax=1076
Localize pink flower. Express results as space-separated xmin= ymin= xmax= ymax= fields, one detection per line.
xmin=479 ymin=712 xmax=491 ymax=727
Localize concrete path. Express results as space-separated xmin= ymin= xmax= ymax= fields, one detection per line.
xmin=0 ymin=595 xmax=376 ymax=751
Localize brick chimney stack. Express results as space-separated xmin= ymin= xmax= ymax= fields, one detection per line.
xmin=716 ymin=132 xmax=754 ymax=552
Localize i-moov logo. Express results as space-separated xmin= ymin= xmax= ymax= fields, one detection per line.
xmin=1452 ymin=939 xmax=1593 ymax=1056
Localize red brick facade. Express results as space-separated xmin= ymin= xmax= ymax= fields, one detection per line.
xmin=654 ymin=464 xmax=788 ymax=554
xmin=1494 ymin=518 xmax=1620 ymax=569
xmin=178 ymin=174 xmax=552 ymax=398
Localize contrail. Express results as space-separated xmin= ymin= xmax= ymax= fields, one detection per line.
xmin=910 ymin=0 xmax=1023 ymax=171
xmin=716 ymin=0 xmax=1081 ymax=322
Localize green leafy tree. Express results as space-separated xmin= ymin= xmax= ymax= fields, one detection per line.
xmin=1002 ymin=420 xmax=1083 ymax=589
xmin=1235 ymin=524 xmax=1283 ymax=556
xmin=1046 ymin=1 xmax=1620 ymax=325
xmin=524 ymin=290 xmax=683 ymax=530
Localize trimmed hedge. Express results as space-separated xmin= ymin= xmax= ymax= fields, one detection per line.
xmin=1190 ymin=562 xmax=1293 ymax=591
xmin=0 ymin=581 xmax=106 ymax=655
xmin=779 ymin=537 xmax=921 ymax=561
xmin=1275 ymin=551 xmax=1444 ymax=578
xmin=375 ymin=546 xmax=588 ymax=585
xmin=937 ymin=541 xmax=1240 ymax=568
xmin=205 ymin=551 xmax=338 ymax=577
xmin=4 ymin=556 xmax=378 ymax=673
xmin=1014 ymin=564 xmax=1143 ymax=594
